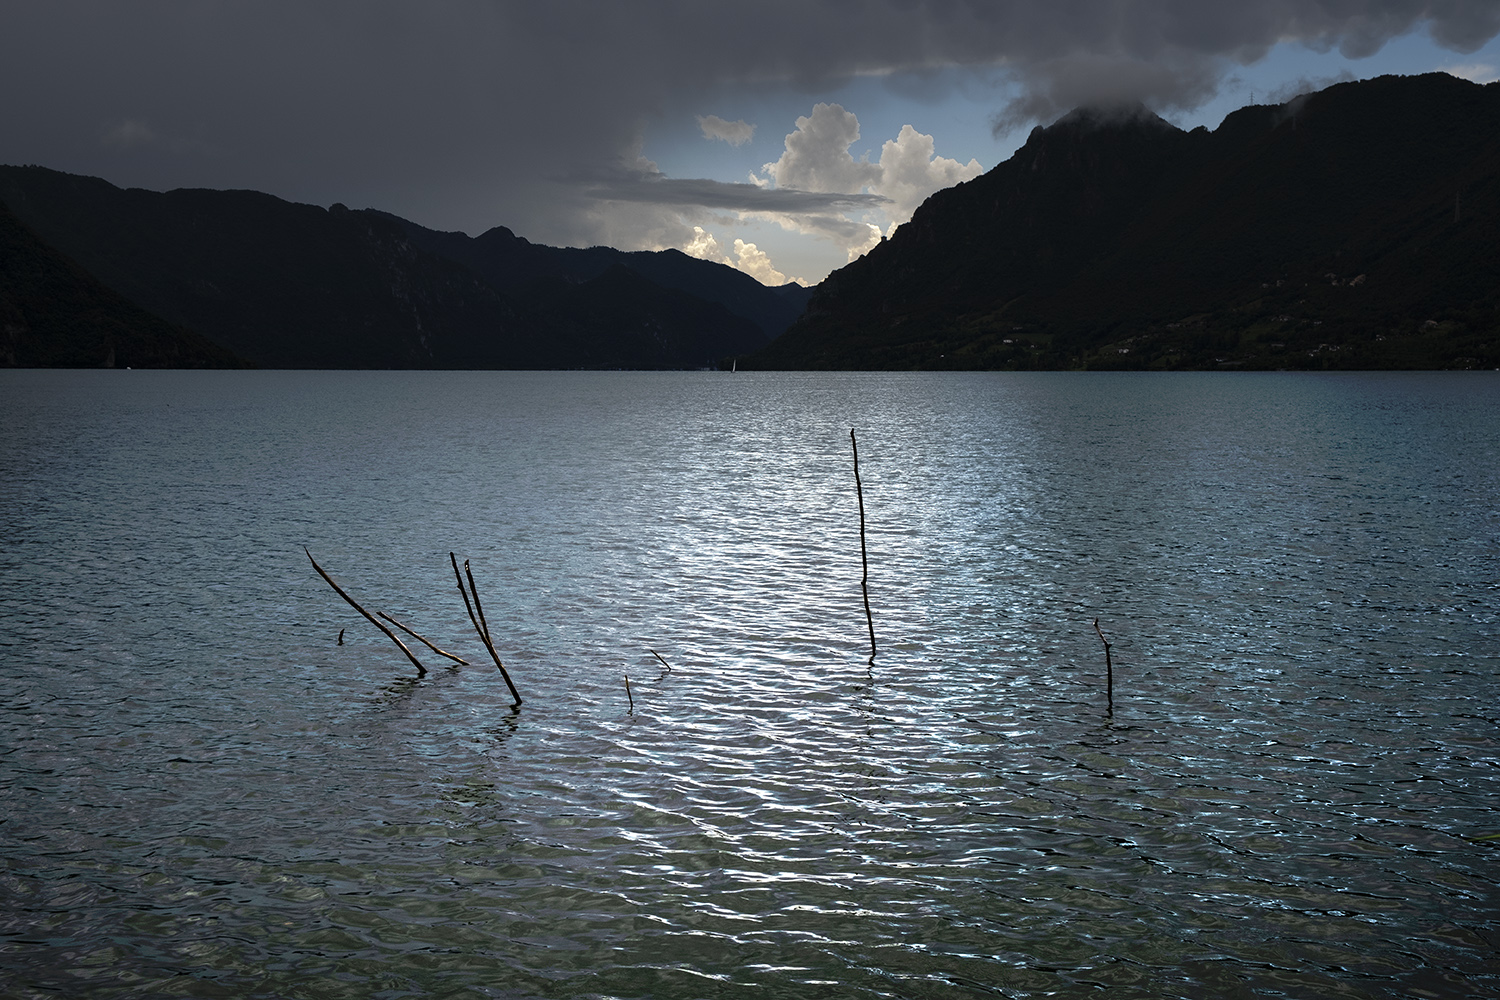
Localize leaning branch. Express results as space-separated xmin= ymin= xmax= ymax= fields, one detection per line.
xmin=451 ymin=551 xmax=482 ymax=642
xmin=306 ymin=547 xmax=427 ymax=676
xmin=465 ymin=560 xmax=496 ymax=651
xmin=649 ymin=649 xmax=672 ymax=676
xmin=451 ymin=552 xmax=522 ymax=707
xmin=377 ymin=611 xmax=469 ymax=665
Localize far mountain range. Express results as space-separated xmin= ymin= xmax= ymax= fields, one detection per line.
xmin=0 ymin=169 xmax=809 ymax=369
xmin=1 ymin=72 xmax=1495 ymax=370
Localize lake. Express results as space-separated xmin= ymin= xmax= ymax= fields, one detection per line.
xmin=1 ymin=369 xmax=1496 ymax=999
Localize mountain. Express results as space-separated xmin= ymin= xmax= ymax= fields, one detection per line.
xmin=0 ymin=199 xmax=243 ymax=368
xmin=517 ymin=262 xmax=774 ymax=368
xmin=0 ymin=167 xmax=785 ymax=369
xmin=751 ymin=73 xmax=1500 ymax=370
xmin=376 ymin=214 xmax=813 ymax=341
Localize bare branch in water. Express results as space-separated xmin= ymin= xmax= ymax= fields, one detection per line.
xmin=451 ymin=552 xmax=522 ymax=707
xmin=851 ymin=429 xmax=876 ymax=664
xmin=305 ymin=547 xmax=426 ymax=677
xmin=1093 ymin=618 xmax=1114 ymax=718
xmin=377 ymin=611 xmax=469 ymax=665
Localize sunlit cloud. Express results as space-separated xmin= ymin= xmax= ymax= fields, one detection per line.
xmin=697 ymin=114 xmax=756 ymax=146
xmin=869 ymin=123 xmax=983 ymax=234
xmin=732 ymin=238 xmax=798 ymax=285
xmin=761 ymin=103 xmax=881 ymax=195
xmin=682 ymin=225 xmax=727 ymax=261
xmin=682 ymin=225 xmax=805 ymax=286
xmin=615 ymin=103 xmax=983 ymax=275
xmin=757 ymin=103 xmax=981 ymax=254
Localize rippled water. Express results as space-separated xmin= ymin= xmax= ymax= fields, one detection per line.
xmin=2 ymin=369 xmax=1497 ymax=999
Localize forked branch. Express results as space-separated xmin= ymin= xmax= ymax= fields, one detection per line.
xmin=451 ymin=552 xmax=522 ymax=707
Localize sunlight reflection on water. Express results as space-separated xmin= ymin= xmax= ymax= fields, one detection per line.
xmin=1 ymin=369 xmax=1497 ymax=999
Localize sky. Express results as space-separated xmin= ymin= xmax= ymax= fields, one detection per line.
xmin=3 ymin=2 xmax=1498 ymax=286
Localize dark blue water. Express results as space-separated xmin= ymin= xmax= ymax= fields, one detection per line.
xmin=2 ymin=370 xmax=1496 ymax=998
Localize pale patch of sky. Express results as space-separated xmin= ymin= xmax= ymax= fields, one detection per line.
xmin=1436 ymin=61 xmax=1497 ymax=83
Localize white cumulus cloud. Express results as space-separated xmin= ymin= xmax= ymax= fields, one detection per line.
xmin=592 ymin=104 xmax=979 ymax=278
xmin=681 ymin=226 xmax=804 ymax=286
xmin=757 ymin=103 xmax=982 ymax=257
xmin=732 ymin=238 xmax=798 ymax=286
xmin=762 ymin=103 xmax=881 ymax=194
xmin=682 ymin=225 xmax=728 ymax=262
xmin=697 ymin=114 xmax=756 ymax=145
xmin=872 ymin=124 xmax=983 ymax=232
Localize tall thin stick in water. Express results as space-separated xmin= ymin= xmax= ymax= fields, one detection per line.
xmin=377 ymin=611 xmax=469 ymax=665
xmin=451 ymin=552 xmax=522 ymax=707
xmin=1093 ymin=618 xmax=1114 ymax=718
xmin=851 ymin=429 xmax=876 ymax=661
xmin=451 ymin=552 xmax=482 ymax=638
xmin=305 ymin=547 xmax=426 ymax=676
xmin=465 ymin=560 xmax=495 ymax=647
xmin=625 ymin=674 xmax=634 ymax=713
xmin=650 ymin=649 xmax=672 ymax=674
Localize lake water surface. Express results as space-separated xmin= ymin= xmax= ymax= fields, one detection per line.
xmin=1 ymin=370 xmax=1497 ymax=999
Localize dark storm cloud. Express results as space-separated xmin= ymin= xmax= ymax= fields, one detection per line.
xmin=2 ymin=1 xmax=1496 ymax=245
xmin=586 ymin=172 xmax=889 ymax=214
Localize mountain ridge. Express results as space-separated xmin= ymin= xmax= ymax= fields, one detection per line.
xmin=373 ymin=213 xmax=812 ymax=340
xmin=0 ymin=199 xmax=243 ymax=368
xmin=749 ymin=72 xmax=1500 ymax=370
xmin=5 ymin=72 xmax=1495 ymax=371
xmin=0 ymin=167 xmax=798 ymax=369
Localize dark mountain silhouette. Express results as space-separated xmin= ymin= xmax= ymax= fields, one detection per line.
xmin=377 ymin=213 xmax=812 ymax=340
xmin=524 ymin=262 xmax=773 ymax=368
xmin=0 ymin=167 xmax=785 ymax=369
xmin=0 ymin=200 xmax=243 ymax=368
xmin=750 ymin=73 xmax=1500 ymax=370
